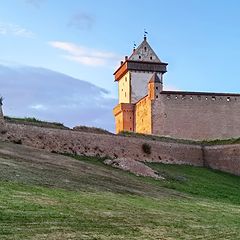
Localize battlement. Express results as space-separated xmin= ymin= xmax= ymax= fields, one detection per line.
xmin=161 ymin=91 xmax=240 ymax=103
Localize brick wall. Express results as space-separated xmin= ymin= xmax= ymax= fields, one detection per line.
xmin=204 ymin=145 xmax=240 ymax=176
xmin=152 ymin=93 xmax=240 ymax=140
xmin=135 ymin=97 xmax=152 ymax=134
xmin=1 ymin=123 xmax=203 ymax=166
xmin=3 ymin=122 xmax=240 ymax=176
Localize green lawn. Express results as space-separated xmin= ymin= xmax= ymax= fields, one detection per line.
xmin=1 ymin=180 xmax=240 ymax=240
xmin=1 ymin=143 xmax=240 ymax=239
xmin=148 ymin=163 xmax=240 ymax=204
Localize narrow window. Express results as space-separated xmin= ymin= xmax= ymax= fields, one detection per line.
xmin=125 ymin=92 xmax=126 ymax=97
xmin=150 ymin=56 xmax=153 ymax=60
xmin=125 ymin=77 xmax=127 ymax=82
xmin=227 ymin=97 xmax=230 ymax=102
xmin=156 ymin=87 xmax=158 ymax=90
xmin=144 ymin=47 xmax=147 ymax=51
xmin=156 ymin=95 xmax=158 ymax=98
xmin=139 ymin=56 xmax=141 ymax=59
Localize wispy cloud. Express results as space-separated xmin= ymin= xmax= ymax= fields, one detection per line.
xmin=68 ymin=12 xmax=95 ymax=30
xmin=0 ymin=23 xmax=34 ymax=38
xmin=25 ymin=0 xmax=45 ymax=8
xmin=30 ymin=104 xmax=48 ymax=110
xmin=49 ymin=41 xmax=120 ymax=67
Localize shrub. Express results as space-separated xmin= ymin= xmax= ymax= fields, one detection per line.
xmin=12 ymin=139 xmax=22 ymax=145
xmin=142 ymin=143 xmax=151 ymax=154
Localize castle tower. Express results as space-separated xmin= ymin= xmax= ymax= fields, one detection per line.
xmin=148 ymin=72 xmax=163 ymax=100
xmin=113 ymin=36 xmax=168 ymax=104
xmin=113 ymin=36 xmax=167 ymax=133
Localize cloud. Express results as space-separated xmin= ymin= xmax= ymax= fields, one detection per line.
xmin=0 ymin=64 xmax=117 ymax=131
xmin=30 ymin=104 xmax=48 ymax=110
xmin=68 ymin=12 xmax=95 ymax=30
xmin=0 ymin=23 xmax=34 ymax=38
xmin=25 ymin=0 xmax=45 ymax=8
xmin=49 ymin=41 xmax=120 ymax=67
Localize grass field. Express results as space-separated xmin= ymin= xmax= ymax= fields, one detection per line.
xmin=0 ymin=141 xmax=240 ymax=239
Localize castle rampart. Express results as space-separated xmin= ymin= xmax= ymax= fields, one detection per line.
xmin=2 ymin=122 xmax=240 ymax=176
xmin=151 ymin=91 xmax=240 ymax=140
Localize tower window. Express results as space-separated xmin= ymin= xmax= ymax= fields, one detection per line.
xmin=125 ymin=92 xmax=126 ymax=97
xmin=150 ymin=56 xmax=153 ymax=60
xmin=139 ymin=56 xmax=141 ymax=59
xmin=156 ymin=95 xmax=158 ymax=98
xmin=144 ymin=47 xmax=147 ymax=51
xmin=156 ymin=87 xmax=158 ymax=90
xmin=125 ymin=77 xmax=127 ymax=82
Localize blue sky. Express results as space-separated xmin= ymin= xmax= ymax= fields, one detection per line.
xmin=1 ymin=0 xmax=240 ymax=130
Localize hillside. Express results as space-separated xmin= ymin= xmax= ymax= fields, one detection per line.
xmin=0 ymin=141 xmax=240 ymax=239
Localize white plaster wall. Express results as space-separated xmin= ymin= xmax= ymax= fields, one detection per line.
xmin=118 ymin=72 xmax=130 ymax=103
xmin=130 ymin=71 xmax=162 ymax=103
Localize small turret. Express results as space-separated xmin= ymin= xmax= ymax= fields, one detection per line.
xmin=148 ymin=73 xmax=162 ymax=100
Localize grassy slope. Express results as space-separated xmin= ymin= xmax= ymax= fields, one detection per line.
xmin=0 ymin=142 xmax=240 ymax=239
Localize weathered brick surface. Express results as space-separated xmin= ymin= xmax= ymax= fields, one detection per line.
xmin=1 ymin=123 xmax=203 ymax=166
xmin=204 ymin=145 xmax=240 ymax=176
xmin=3 ymin=123 xmax=240 ymax=176
xmin=135 ymin=97 xmax=152 ymax=134
xmin=152 ymin=93 xmax=240 ymax=140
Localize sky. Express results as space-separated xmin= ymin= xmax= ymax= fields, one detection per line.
xmin=1 ymin=0 xmax=240 ymax=131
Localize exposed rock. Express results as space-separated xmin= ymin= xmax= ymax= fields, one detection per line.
xmin=104 ymin=158 xmax=164 ymax=180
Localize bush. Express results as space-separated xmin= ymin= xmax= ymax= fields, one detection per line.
xmin=12 ymin=139 xmax=22 ymax=145
xmin=142 ymin=143 xmax=151 ymax=154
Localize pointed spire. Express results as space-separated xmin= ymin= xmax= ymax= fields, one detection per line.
xmin=149 ymin=72 xmax=161 ymax=83
xmin=128 ymin=38 xmax=161 ymax=63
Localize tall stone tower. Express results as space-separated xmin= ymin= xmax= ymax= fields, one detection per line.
xmin=113 ymin=36 xmax=168 ymax=133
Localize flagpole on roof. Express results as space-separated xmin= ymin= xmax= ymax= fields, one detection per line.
xmin=144 ymin=29 xmax=148 ymax=40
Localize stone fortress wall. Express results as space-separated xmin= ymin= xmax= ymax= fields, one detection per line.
xmin=151 ymin=91 xmax=240 ymax=140
xmin=2 ymin=122 xmax=240 ymax=177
